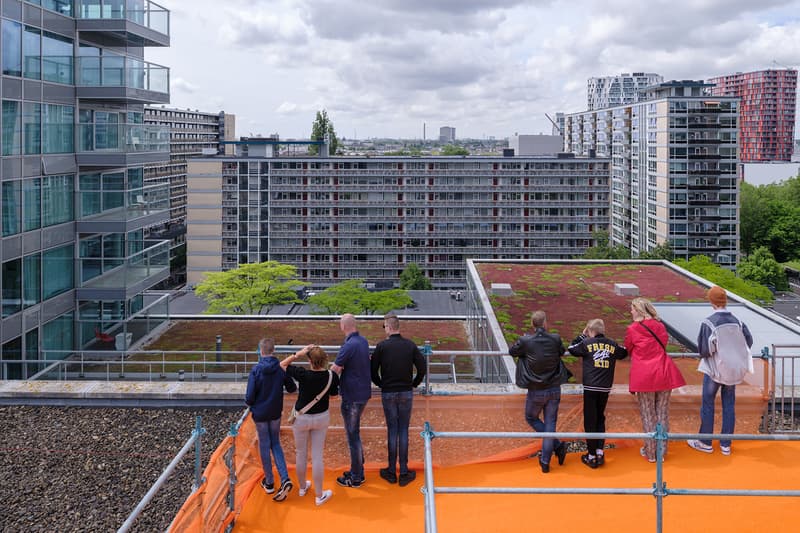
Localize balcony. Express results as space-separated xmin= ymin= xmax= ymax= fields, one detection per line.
xmin=77 ymin=182 xmax=170 ymax=233
xmin=77 ymin=240 xmax=170 ymax=300
xmin=76 ymin=0 xmax=170 ymax=47
xmin=77 ymin=123 xmax=169 ymax=167
xmin=76 ymin=56 xmax=169 ymax=104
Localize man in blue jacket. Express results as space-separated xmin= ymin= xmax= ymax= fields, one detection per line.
xmin=245 ymin=337 xmax=297 ymax=501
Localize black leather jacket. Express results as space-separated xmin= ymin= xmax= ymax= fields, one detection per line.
xmin=509 ymin=328 xmax=567 ymax=390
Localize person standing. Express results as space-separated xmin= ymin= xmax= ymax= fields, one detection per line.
xmin=331 ymin=313 xmax=371 ymax=488
xmin=371 ymin=313 xmax=426 ymax=487
xmin=509 ymin=310 xmax=570 ymax=473
xmin=245 ymin=338 xmax=297 ymax=501
xmin=688 ymin=286 xmax=754 ymax=455
xmin=568 ymin=319 xmax=628 ymax=468
xmin=625 ymin=297 xmax=686 ymax=463
xmin=281 ymin=344 xmax=340 ymax=506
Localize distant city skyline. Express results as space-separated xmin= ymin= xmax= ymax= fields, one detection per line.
xmin=149 ymin=0 xmax=800 ymax=140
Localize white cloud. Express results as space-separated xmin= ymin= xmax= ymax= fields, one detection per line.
xmin=148 ymin=0 xmax=800 ymax=138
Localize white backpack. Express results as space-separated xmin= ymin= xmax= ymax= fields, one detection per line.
xmin=697 ymin=317 xmax=753 ymax=386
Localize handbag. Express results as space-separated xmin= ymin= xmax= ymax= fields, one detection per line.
xmin=287 ymin=370 xmax=333 ymax=424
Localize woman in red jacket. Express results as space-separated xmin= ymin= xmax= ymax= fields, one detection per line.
xmin=625 ymin=297 xmax=686 ymax=462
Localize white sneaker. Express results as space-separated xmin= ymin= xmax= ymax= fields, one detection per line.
xmin=298 ymin=480 xmax=311 ymax=497
xmin=315 ymin=489 xmax=332 ymax=506
xmin=720 ymin=445 xmax=731 ymax=456
xmin=687 ymin=439 xmax=713 ymax=453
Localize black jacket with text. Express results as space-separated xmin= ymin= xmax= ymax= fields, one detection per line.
xmin=567 ymin=333 xmax=628 ymax=393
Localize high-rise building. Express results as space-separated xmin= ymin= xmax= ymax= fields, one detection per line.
xmin=0 ymin=0 xmax=172 ymax=375
xmin=144 ymin=107 xmax=236 ymax=287
xmin=565 ymin=81 xmax=740 ymax=267
xmin=439 ymin=126 xmax=456 ymax=143
xmin=708 ymin=69 xmax=797 ymax=162
xmin=186 ymin=144 xmax=610 ymax=288
xmin=587 ymin=73 xmax=664 ymax=110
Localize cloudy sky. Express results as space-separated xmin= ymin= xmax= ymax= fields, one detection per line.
xmin=147 ymin=0 xmax=800 ymax=140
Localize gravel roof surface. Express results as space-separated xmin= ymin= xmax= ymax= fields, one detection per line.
xmin=0 ymin=406 xmax=241 ymax=532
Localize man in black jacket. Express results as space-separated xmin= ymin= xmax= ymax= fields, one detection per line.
xmin=371 ymin=313 xmax=427 ymax=487
xmin=509 ymin=310 xmax=569 ymax=473
xmin=568 ymin=319 xmax=627 ymax=468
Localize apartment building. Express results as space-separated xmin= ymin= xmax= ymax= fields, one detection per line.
xmin=144 ymin=106 xmax=236 ymax=286
xmin=0 ymin=0 xmax=172 ymax=375
xmin=708 ymin=69 xmax=797 ymax=162
xmin=587 ymin=73 xmax=664 ymax=111
xmin=186 ymin=145 xmax=610 ymax=288
xmin=439 ymin=126 xmax=455 ymax=143
xmin=565 ymin=81 xmax=740 ymax=267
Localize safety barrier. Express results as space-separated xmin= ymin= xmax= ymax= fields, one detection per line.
xmin=118 ymin=417 xmax=206 ymax=533
xmin=420 ymin=423 xmax=800 ymax=533
xmin=765 ymin=344 xmax=800 ymax=433
xmin=168 ymin=408 xmax=260 ymax=533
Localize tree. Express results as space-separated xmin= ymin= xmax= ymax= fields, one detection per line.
xmin=439 ymin=144 xmax=469 ymax=156
xmin=582 ymin=230 xmax=631 ymax=259
xmin=737 ymin=247 xmax=789 ymax=291
xmin=194 ymin=261 xmax=306 ymax=314
xmin=638 ymin=241 xmax=674 ymax=261
xmin=399 ymin=263 xmax=432 ymax=290
xmin=309 ymin=109 xmax=338 ymax=155
xmin=674 ymin=255 xmax=773 ymax=304
xmin=740 ymin=175 xmax=800 ymax=260
xmin=306 ymin=279 xmax=413 ymax=315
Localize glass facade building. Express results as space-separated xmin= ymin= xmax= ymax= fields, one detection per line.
xmin=0 ymin=0 xmax=171 ymax=378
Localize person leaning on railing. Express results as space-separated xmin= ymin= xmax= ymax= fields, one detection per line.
xmin=625 ymin=298 xmax=686 ymax=463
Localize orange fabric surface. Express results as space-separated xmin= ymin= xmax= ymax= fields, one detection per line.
xmin=233 ymin=440 xmax=800 ymax=533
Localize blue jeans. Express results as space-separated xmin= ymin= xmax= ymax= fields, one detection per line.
xmin=699 ymin=374 xmax=736 ymax=447
xmin=255 ymin=418 xmax=288 ymax=484
xmin=382 ymin=390 xmax=414 ymax=475
xmin=525 ymin=385 xmax=562 ymax=464
xmin=341 ymin=400 xmax=367 ymax=482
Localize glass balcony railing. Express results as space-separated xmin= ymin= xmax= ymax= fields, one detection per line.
xmin=77 ymin=0 xmax=170 ymax=36
xmin=77 ymin=123 xmax=169 ymax=153
xmin=78 ymin=182 xmax=170 ymax=222
xmin=77 ymin=56 xmax=169 ymax=94
xmin=80 ymin=239 xmax=170 ymax=292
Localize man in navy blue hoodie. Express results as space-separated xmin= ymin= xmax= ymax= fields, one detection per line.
xmin=245 ymin=337 xmax=297 ymax=501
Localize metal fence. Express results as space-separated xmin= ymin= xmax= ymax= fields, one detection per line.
xmin=420 ymin=423 xmax=800 ymax=533
xmin=765 ymin=344 xmax=800 ymax=433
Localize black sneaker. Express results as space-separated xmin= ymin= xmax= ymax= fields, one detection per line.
xmin=379 ymin=467 xmax=397 ymax=484
xmin=538 ymin=459 xmax=550 ymax=474
xmin=581 ymin=453 xmax=598 ymax=469
xmin=595 ymin=454 xmax=605 ymax=467
xmin=337 ymin=473 xmax=363 ymax=488
xmin=398 ymin=470 xmax=416 ymax=487
xmin=273 ymin=478 xmax=293 ymax=502
xmin=261 ymin=478 xmax=275 ymax=494
xmin=556 ymin=442 xmax=568 ymax=466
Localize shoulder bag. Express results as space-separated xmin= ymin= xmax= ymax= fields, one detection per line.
xmin=287 ymin=370 xmax=333 ymax=424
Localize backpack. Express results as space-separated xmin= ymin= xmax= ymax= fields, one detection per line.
xmin=697 ymin=317 xmax=753 ymax=386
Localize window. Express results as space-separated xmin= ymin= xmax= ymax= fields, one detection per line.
xmin=23 ymin=254 xmax=40 ymax=308
xmin=42 ymin=104 xmax=74 ymax=153
xmin=42 ymin=31 xmax=73 ymax=84
xmin=42 ymin=244 xmax=74 ymax=300
xmin=42 ymin=174 xmax=74 ymax=227
xmin=2 ymin=100 xmax=22 ymax=156
xmin=2 ymin=180 xmax=20 ymax=237
xmin=2 ymin=258 xmax=22 ymax=317
xmin=2 ymin=19 xmax=22 ymax=77
xmin=23 ymin=25 xmax=41 ymax=80
xmin=23 ymin=102 xmax=41 ymax=154
xmin=23 ymin=178 xmax=41 ymax=231
xmin=42 ymin=312 xmax=74 ymax=360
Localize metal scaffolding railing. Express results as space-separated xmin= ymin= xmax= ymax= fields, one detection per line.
xmin=420 ymin=423 xmax=800 ymax=533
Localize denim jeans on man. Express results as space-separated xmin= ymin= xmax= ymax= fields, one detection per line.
xmin=525 ymin=385 xmax=562 ymax=464
xmin=341 ymin=400 xmax=367 ymax=482
xmin=699 ymin=374 xmax=736 ymax=447
xmin=255 ymin=418 xmax=288 ymax=484
xmin=382 ymin=390 xmax=414 ymax=475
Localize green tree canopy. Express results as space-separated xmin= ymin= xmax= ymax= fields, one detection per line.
xmin=737 ymin=247 xmax=788 ymax=291
xmin=740 ymin=175 xmax=800 ymax=261
xmin=309 ymin=109 xmax=338 ymax=155
xmin=306 ymin=279 xmax=412 ymax=315
xmin=194 ymin=261 xmax=306 ymax=314
xmin=582 ymin=230 xmax=631 ymax=259
xmin=638 ymin=241 xmax=674 ymax=260
xmin=399 ymin=263 xmax=432 ymax=290
xmin=439 ymin=144 xmax=469 ymax=155
xmin=674 ymin=255 xmax=773 ymax=304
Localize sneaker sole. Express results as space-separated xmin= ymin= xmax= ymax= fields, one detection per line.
xmin=688 ymin=441 xmax=713 ymax=454
xmin=273 ymin=482 xmax=293 ymax=502
xmin=316 ymin=491 xmax=332 ymax=506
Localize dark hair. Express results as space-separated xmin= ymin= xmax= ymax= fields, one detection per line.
xmin=258 ymin=337 xmax=275 ymax=355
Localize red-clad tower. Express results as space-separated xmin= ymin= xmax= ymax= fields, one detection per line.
xmin=708 ymin=69 xmax=797 ymax=162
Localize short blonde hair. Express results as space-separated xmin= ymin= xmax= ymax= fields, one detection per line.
xmin=258 ymin=338 xmax=275 ymax=355
xmin=531 ymin=310 xmax=547 ymax=328
xmin=631 ymin=297 xmax=659 ymax=320
xmin=587 ymin=319 xmax=605 ymax=335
